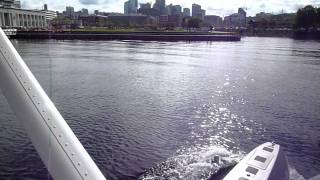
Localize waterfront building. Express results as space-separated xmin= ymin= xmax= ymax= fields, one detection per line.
xmin=44 ymin=10 xmax=57 ymax=21
xmin=166 ymin=4 xmax=172 ymax=15
xmin=204 ymin=15 xmax=223 ymax=27
xmin=153 ymin=0 xmax=166 ymax=15
xmin=247 ymin=12 xmax=296 ymax=29
xmin=80 ymin=15 xmax=108 ymax=27
xmin=62 ymin=6 xmax=75 ymax=18
xmin=172 ymin=5 xmax=182 ymax=15
xmin=0 ymin=8 xmax=47 ymax=28
xmin=108 ymin=14 xmax=153 ymax=27
xmin=124 ymin=0 xmax=138 ymax=15
xmin=168 ymin=14 xmax=182 ymax=27
xmin=224 ymin=8 xmax=247 ymax=28
xmin=81 ymin=8 xmax=89 ymax=16
xmin=166 ymin=4 xmax=181 ymax=15
xmin=51 ymin=18 xmax=82 ymax=29
xmin=238 ymin=8 xmax=246 ymax=17
xmin=0 ymin=0 xmax=46 ymax=28
xmin=192 ymin=3 xmax=205 ymax=20
xmin=0 ymin=0 xmax=14 ymax=8
xmin=13 ymin=0 xmax=20 ymax=8
xmin=41 ymin=4 xmax=57 ymax=22
xmin=159 ymin=15 xmax=168 ymax=25
xmin=72 ymin=9 xmax=89 ymax=18
xmin=192 ymin=4 xmax=201 ymax=17
xmin=138 ymin=6 xmax=159 ymax=17
xmin=201 ymin=9 xmax=206 ymax=19
xmin=238 ymin=8 xmax=246 ymax=27
xmin=159 ymin=14 xmax=182 ymax=27
xmin=0 ymin=0 xmax=20 ymax=9
xmin=183 ymin=8 xmax=190 ymax=17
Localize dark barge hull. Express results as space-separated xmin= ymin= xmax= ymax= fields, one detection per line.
xmin=12 ymin=31 xmax=241 ymax=41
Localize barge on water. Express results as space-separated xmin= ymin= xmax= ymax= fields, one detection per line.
xmin=12 ymin=30 xmax=241 ymax=41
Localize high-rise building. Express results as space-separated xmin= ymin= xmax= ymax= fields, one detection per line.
xmin=81 ymin=8 xmax=89 ymax=16
xmin=238 ymin=8 xmax=246 ymax=17
xmin=223 ymin=8 xmax=247 ymax=28
xmin=166 ymin=4 xmax=181 ymax=16
xmin=0 ymin=0 xmax=20 ymax=8
xmin=183 ymin=8 xmax=190 ymax=17
xmin=238 ymin=8 xmax=246 ymax=26
xmin=41 ymin=4 xmax=58 ymax=23
xmin=153 ymin=0 xmax=166 ymax=15
xmin=124 ymin=0 xmax=138 ymax=15
xmin=192 ymin=3 xmax=205 ymax=20
xmin=172 ymin=5 xmax=181 ymax=15
xmin=192 ymin=4 xmax=201 ymax=17
xmin=64 ymin=6 xmax=75 ymax=17
xmin=201 ymin=9 xmax=206 ymax=19
xmin=13 ymin=0 xmax=21 ymax=8
xmin=124 ymin=1 xmax=130 ymax=14
xmin=166 ymin=4 xmax=172 ymax=15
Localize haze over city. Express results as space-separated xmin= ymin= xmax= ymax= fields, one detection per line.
xmin=21 ymin=0 xmax=320 ymax=16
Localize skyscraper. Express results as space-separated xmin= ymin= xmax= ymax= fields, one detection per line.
xmin=183 ymin=8 xmax=190 ymax=17
xmin=124 ymin=1 xmax=130 ymax=14
xmin=63 ymin=6 xmax=75 ymax=18
xmin=166 ymin=4 xmax=175 ymax=15
xmin=124 ymin=0 xmax=138 ymax=15
xmin=192 ymin=3 xmax=201 ymax=17
xmin=13 ymin=0 xmax=21 ymax=8
xmin=238 ymin=8 xmax=246 ymax=17
xmin=201 ymin=9 xmax=206 ymax=19
xmin=238 ymin=8 xmax=247 ymax=27
xmin=153 ymin=0 xmax=166 ymax=15
xmin=172 ymin=5 xmax=181 ymax=15
xmin=0 ymin=0 xmax=20 ymax=8
xmin=192 ymin=3 xmax=205 ymax=20
xmin=82 ymin=8 xmax=89 ymax=16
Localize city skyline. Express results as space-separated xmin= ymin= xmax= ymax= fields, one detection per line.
xmin=21 ymin=0 xmax=320 ymax=16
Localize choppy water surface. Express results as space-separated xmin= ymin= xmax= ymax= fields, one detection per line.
xmin=0 ymin=37 xmax=319 ymax=180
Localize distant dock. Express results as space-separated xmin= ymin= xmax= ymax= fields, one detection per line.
xmin=12 ymin=31 xmax=241 ymax=42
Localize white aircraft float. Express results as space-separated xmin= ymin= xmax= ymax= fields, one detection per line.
xmin=0 ymin=28 xmax=290 ymax=180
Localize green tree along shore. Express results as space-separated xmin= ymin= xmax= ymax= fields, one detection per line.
xmin=295 ymin=5 xmax=320 ymax=29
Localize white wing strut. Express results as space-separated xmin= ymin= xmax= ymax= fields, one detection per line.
xmin=0 ymin=28 xmax=106 ymax=180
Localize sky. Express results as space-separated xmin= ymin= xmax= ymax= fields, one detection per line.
xmin=21 ymin=0 xmax=320 ymax=17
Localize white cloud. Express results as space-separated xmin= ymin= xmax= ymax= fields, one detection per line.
xmin=21 ymin=0 xmax=320 ymax=16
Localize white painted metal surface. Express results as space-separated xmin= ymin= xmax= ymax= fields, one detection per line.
xmin=3 ymin=29 xmax=17 ymax=36
xmin=223 ymin=142 xmax=289 ymax=180
xmin=0 ymin=28 xmax=106 ymax=180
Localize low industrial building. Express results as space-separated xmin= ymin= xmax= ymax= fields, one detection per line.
xmin=159 ymin=14 xmax=182 ymax=27
xmin=204 ymin=15 xmax=223 ymax=28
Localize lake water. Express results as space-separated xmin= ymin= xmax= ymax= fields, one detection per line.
xmin=0 ymin=37 xmax=319 ymax=180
